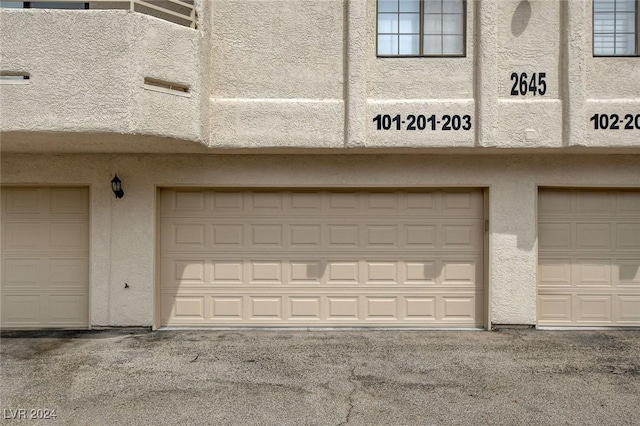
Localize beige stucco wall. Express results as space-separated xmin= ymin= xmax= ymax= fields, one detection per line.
xmin=0 ymin=9 xmax=202 ymax=145
xmin=205 ymin=0 xmax=640 ymax=151
xmin=2 ymin=153 xmax=639 ymax=327
xmin=2 ymin=2 xmax=640 ymax=151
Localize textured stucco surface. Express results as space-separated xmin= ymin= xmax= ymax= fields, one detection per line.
xmin=2 ymin=153 xmax=639 ymax=327
xmin=0 ymin=10 xmax=201 ymax=143
xmin=3 ymin=3 xmax=640 ymax=150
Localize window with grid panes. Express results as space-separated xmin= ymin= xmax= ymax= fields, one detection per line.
xmin=377 ymin=0 xmax=465 ymax=56
xmin=593 ymin=0 xmax=638 ymax=56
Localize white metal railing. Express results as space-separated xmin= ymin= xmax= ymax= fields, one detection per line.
xmin=12 ymin=0 xmax=196 ymax=28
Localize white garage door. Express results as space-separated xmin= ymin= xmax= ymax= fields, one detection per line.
xmin=538 ymin=189 xmax=640 ymax=326
xmin=160 ymin=189 xmax=484 ymax=327
xmin=1 ymin=187 xmax=89 ymax=328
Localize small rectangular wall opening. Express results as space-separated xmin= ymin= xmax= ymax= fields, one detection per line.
xmin=1 ymin=71 xmax=30 ymax=85
xmin=143 ymin=77 xmax=190 ymax=96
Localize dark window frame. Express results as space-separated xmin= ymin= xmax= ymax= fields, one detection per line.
xmin=592 ymin=0 xmax=639 ymax=57
xmin=376 ymin=0 xmax=467 ymax=58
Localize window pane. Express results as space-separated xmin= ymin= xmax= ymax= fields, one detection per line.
xmin=399 ymin=35 xmax=419 ymax=54
xmin=28 ymin=2 xmax=86 ymax=8
xmin=593 ymin=0 xmax=616 ymax=12
xmin=616 ymin=12 xmax=636 ymax=31
xmin=378 ymin=0 xmax=398 ymax=13
xmin=594 ymin=33 xmax=615 ymax=55
xmin=615 ymin=32 xmax=636 ymax=55
xmin=443 ymin=0 xmax=463 ymax=14
xmin=616 ymin=0 xmax=636 ymax=12
xmin=424 ymin=0 xmax=442 ymax=13
xmin=378 ymin=14 xmax=399 ymax=33
xmin=424 ymin=35 xmax=443 ymax=54
xmin=593 ymin=1 xmax=637 ymax=56
xmin=443 ymin=35 xmax=464 ymax=54
xmin=399 ymin=13 xmax=420 ymax=33
xmin=399 ymin=0 xmax=419 ymax=13
xmin=594 ymin=12 xmax=614 ymax=32
xmin=443 ymin=13 xmax=463 ymax=34
xmin=0 ymin=2 xmax=24 ymax=8
xmin=378 ymin=35 xmax=399 ymax=55
xmin=424 ymin=14 xmax=442 ymax=34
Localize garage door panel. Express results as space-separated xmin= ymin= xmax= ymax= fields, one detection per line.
xmin=213 ymin=224 xmax=244 ymax=247
xmin=48 ymin=294 xmax=88 ymax=325
xmin=441 ymin=296 xmax=477 ymax=321
xmin=617 ymin=224 xmax=640 ymax=250
xmin=160 ymin=189 xmax=484 ymax=327
xmin=405 ymin=297 xmax=437 ymax=320
xmin=327 ymin=192 xmax=360 ymax=213
xmin=576 ymin=223 xmax=612 ymax=251
xmin=616 ymin=296 xmax=640 ymax=322
xmin=213 ymin=192 xmax=244 ymax=212
xmin=50 ymin=188 xmax=89 ymax=215
xmin=289 ymin=225 xmax=322 ymax=248
xmin=406 ymin=192 xmax=436 ymax=213
xmin=249 ymin=297 xmax=283 ymax=319
xmin=50 ymin=222 xmax=89 ymax=252
xmin=289 ymin=192 xmax=322 ymax=210
xmin=365 ymin=262 xmax=398 ymax=284
xmin=538 ymin=189 xmax=640 ymax=327
xmin=405 ymin=261 xmax=437 ymax=284
xmin=618 ymin=259 xmax=640 ymax=285
xmin=4 ymin=222 xmax=48 ymax=251
xmin=249 ymin=261 xmax=283 ymax=284
xmin=4 ymin=188 xmax=43 ymax=215
xmin=539 ymin=223 xmax=572 ymax=251
xmin=365 ymin=297 xmax=398 ymax=320
xmin=576 ymin=191 xmax=613 ymax=215
xmin=538 ymin=190 xmax=572 ymax=215
xmin=327 ymin=297 xmax=359 ymax=320
xmin=170 ymin=296 xmax=206 ymax=320
xmin=249 ymin=224 xmax=283 ymax=248
xmin=404 ymin=225 xmax=436 ymax=248
xmin=161 ymin=220 xmax=208 ymax=252
xmin=539 ymin=258 xmax=572 ymax=287
xmin=441 ymin=223 xmax=482 ymax=251
xmin=211 ymin=296 xmax=244 ymax=319
xmin=3 ymin=258 xmax=42 ymax=290
xmin=212 ymin=261 xmax=244 ymax=284
xmin=441 ymin=191 xmax=483 ymax=216
xmin=575 ymin=259 xmax=612 ymax=287
xmin=250 ymin=192 xmax=284 ymax=212
xmin=2 ymin=295 xmax=41 ymax=325
xmin=2 ymin=187 xmax=89 ymax=329
xmin=49 ymin=258 xmax=89 ymax=290
xmin=441 ymin=261 xmax=480 ymax=286
xmin=538 ymin=295 xmax=573 ymax=323
xmin=366 ymin=225 xmax=399 ymax=248
xmin=289 ymin=297 xmax=321 ymax=319
xmin=617 ymin=192 xmax=640 ymax=214
xmin=327 ymin=225 xmax=360 ymax=248
xmin=576 ymin=295 xmax=612 ymax=323
xmin=366 ymin=192 xmax=398 ymax=212
xmin=327 ymin=262 xmax=359 ymax=284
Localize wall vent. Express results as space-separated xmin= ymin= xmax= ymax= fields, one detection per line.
xmin=1 ymin=71 xmax=30 ymax=85
xmin=143 ymin=77 xmax=190 ymax=96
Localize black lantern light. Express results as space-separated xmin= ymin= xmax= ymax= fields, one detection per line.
xmin=111 ymin=174 xmax=124 ymax=199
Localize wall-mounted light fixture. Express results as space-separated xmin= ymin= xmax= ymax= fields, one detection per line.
xmin=111 ymin=174 xmax=124 ymax=199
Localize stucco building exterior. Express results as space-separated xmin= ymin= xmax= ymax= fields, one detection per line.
xmin=1 ymin=0 xmax=639 ymax=329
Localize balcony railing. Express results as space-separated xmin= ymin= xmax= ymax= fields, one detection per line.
xmin=2 ymin=0 xmax=196 ymax=28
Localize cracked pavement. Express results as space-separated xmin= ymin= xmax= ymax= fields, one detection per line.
xmin=1 ymin=329 xmax=639 ymax=425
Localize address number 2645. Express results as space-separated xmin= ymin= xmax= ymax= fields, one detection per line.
xmin=510 ymin=72 xmax=547 ymax=96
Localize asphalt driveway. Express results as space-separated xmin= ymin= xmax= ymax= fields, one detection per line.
xmin=1 ymin=329 xmax=639 ymax=425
